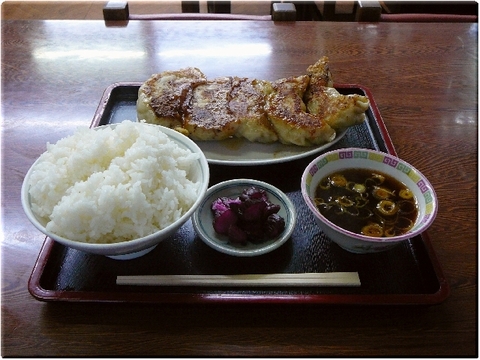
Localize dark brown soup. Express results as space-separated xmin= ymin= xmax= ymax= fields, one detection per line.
xmin=315 ymin=168 xmax=418 ymax=237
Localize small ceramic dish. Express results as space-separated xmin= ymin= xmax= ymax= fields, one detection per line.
xmin=192 ymin=179 xmax=296 ymax=257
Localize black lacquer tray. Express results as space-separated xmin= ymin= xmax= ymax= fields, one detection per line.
xmin=28 ymin=83 xmax=449 ymax=305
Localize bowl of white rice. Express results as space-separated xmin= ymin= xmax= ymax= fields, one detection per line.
xmin=21 ymin=120 xmax=210 ymax=259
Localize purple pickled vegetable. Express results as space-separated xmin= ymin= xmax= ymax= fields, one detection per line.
xmin=264 ymin=213 xmax=285 ymax=238
xmin=228 ymin=200 xmax=245 ymax=215
xmin=228 ymin=224 xmax=248 ymax=244
xmin=244 ymin=221 xmax=265 ymax=243
xmin=242 ymin=201 xmax=267 ymax=221
xmin=265 ymin=203 xmax=281 ymax=216
xmin=211 ymin=186 xmax=286 ymax=244
xmin=240 ymin=186 xmax=269 ymax=206
xmin=211 ymin=197 xmax=229 ymax=215
xmin=211 ymin=197 xmax=241 ymax=217
xmin=241 ymin=186 xmax=268 ymax=201
xmin=212 ymin=209 xmax=237 ymax=235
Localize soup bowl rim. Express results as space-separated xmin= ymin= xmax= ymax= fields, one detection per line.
xmin=301 ymin=147 xmax=438 ymax=244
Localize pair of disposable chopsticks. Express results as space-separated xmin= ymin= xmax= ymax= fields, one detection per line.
xmin=116 ymin=272 xmax=361 ymax=287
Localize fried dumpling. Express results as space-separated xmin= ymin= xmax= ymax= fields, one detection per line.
xmin=136 ymin=57 xmax=370 ymax=147
xmin=137 ymin=67 xmax=207 ymax=128
xmin=305 ymin=87 xmax=370 ymax=132
xmin=229 ymin=77 xmax=278 ymax=143
xmin=306 ymin=56 xmax=334 ymax=88
xmin=304 ymin=57 xmax=369 ymax=131
xmin=182 ymin=77 xmax=239 ymax=141
xmin=265 ymin=75 xmax=336 ymax=146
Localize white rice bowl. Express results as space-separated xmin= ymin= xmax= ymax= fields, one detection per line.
xmin=22 ymin=120 xmax=209 ymax=258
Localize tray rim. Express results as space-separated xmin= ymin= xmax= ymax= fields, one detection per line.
xmin=28 ymin=233 xmax=450 ymax=305
xmin=27 ymin=83 xmax=450 ymax=305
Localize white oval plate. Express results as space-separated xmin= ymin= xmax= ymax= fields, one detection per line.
xmin=192 ymin=179 xmax=296 ymax=257
xmin=197 ymin=129 xmax=347 ymax=166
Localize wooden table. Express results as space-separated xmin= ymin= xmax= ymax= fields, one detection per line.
xmin=2 ymin=19 xmax=477 ymax=356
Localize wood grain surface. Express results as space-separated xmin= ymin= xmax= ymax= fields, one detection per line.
xmin=2 ymin=20 xmax=477 ymax=356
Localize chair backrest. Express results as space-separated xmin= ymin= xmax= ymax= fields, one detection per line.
xmin=128 ymin=13 xmax=272 ymax=21
xmin=379 ymin=13 xmax=478 ymax=22
xmin=355 ymin=0 xmax=478 ymax=22
xmin=103 ymin=1 xmax=296 ymax=22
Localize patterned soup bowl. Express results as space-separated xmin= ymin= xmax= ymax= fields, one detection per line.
xmin=301 ymin=148 xmax=437 ymax=253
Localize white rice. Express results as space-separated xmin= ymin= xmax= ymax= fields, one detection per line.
xmin=28 ymin=120 xmax=201 ymax=244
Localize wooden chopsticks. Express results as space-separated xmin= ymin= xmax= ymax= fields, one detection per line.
xmin=116 ymin=272 xmax=361 ymax=287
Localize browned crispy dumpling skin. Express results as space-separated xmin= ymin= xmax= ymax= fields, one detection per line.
xmin=306 ymin=56 xmax=334 ymax=88
xmin=136 ymin=57 xmax=369 ymax=147
xmin=182 ymin=77 xmax=239 ymax=141
xmin=304 ymin=57 xmax=369 ymax=131
xmin=265 ymin=75 xmax=336 ymax=146
xmin=305 ymin=87 xmax=369 ymax=132
xmin=137 ymin=67 xmax=207 ymax=128
xmin=229 ymin=77 xmax=278 ymax=143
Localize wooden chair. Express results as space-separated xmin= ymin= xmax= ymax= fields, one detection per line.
xmin=355 ymin=0 xmax=478 ymax=22
xmin=377 ymin=13 xmax=477 ymax=23
xmin=103 ymin=1 xmax=297 ymax=22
